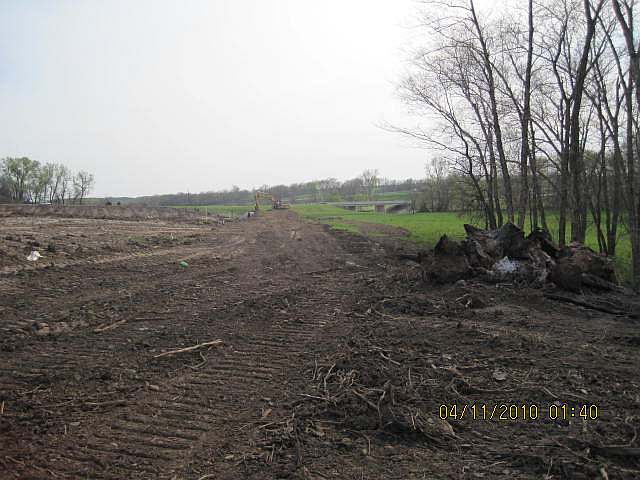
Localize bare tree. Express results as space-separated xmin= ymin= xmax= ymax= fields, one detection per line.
xmin=384 ymin=0 xmax=638 ymax=285
xmin=74 ymin=171 xmax=95 ymax=204
xmin=467 ymin=0 xmax=515 ymax=223
xmin=611 ymin=0 xmax=640 ymax=286
xmin=1 ymin=157 xmax=40 ymax=202
xmin=567 ymin=0 xmax=605 ymax=243
xmin=56 ymin=165 xmax=72 ymax=205
xmin=361 ymin=169 xmax=380 ymax=201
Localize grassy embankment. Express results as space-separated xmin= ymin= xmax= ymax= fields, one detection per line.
xmin=168 ymin=191 xmax=413 ymax=215
xmin=292 ymin=203 xmax=632 ymax=281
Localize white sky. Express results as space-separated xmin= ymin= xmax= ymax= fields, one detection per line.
xmin=0 ymin=0 xmax=430 ymax=197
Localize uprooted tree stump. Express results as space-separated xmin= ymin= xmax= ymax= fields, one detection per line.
xmin=552 ymin=243 xmax=617 ymax=292
xmin=420 ymin=235 xmax=471 ymax=284
xmin=420 ymin=222 xmax=617 ymax=293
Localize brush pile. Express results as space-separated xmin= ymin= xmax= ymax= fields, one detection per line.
xmin=251 ymin=332 xmax=457 ymax=461
xmin=420 ymin=223 xmax=618 ymax=292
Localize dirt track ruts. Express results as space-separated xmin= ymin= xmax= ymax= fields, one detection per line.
xmin=3 ymin=209 xmax=640 ymax=479
xmin=0 ymin=210 xmax=382 ymax=479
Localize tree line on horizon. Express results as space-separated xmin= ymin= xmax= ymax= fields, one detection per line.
xmin=0 ymin=157 xmax=95 ymax=205
xmin=387 ymin=0 xmax=640 ymax=287
xmin=119 ymin=171 xmax=428 ymax=207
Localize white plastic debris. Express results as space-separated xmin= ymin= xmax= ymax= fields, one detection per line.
xmin=492 ymin=369 xmax=508 ymax=381
xmin=26 ymin=251 xmax=42 ymax=262
xmin=493 ymin=256 xmax=519 ymax=274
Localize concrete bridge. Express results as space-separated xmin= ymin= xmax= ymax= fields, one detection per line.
xmin=336 ymin=200 xmax=412 ymax=213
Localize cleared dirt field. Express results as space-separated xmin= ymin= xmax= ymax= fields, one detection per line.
xmin=0 ymin=204 xmax=208 ymax=222
xmin=1 ymin=209 xmax=639 ymax=479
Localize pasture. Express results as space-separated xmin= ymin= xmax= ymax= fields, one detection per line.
xmin=293 ymin=203 xmax=633 ymax=281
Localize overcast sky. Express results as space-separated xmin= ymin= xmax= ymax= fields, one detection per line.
xmin=1 ymin=0 xmax=430 ymax=197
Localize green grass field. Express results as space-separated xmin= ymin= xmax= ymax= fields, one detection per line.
xmin=293 ymin=204 xmax=467 ymax=244
xmin=292 ymin=203 xmax=633 ymax=281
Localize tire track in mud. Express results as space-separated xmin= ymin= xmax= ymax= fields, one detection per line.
xmin=1 ymin=213 xmax=375 ymax=479
xmin=0 ymin=233 xmax=247 ymax=336
xmin=0 ymin=232 xmax=245 ymax=277
xmin=21 ymin=284 xmax=350 ymax=479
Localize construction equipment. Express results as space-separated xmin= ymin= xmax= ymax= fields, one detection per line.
xmin=273 ymin=198 xmax=290 ymax=210
xmin=254 ymin=191 xmax=272 ymax=211
xmin=254 ymin=191 xmax=290 ymax=211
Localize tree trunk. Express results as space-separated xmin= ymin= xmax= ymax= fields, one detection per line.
xmin=517 ymin=0 xmax=534 ymax=230
xmin=469 ymin=0 xmax=514 ymax=223
xmin=568 ymin=0 xmax=597 ymax=243
xmin=612 ymin=0 xmax=640 ymax=287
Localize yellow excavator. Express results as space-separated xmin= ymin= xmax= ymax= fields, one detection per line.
xmin=254 ymin=191 xmax=290 ymax=211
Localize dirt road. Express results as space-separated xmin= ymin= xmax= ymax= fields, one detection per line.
xmin=0 ymin=211 xmax=379 ymax=479
xmin=1 ymin=210 xmax=639 ymax=479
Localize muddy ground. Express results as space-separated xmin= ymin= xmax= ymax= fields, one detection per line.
xmin=1 ymin=209 xmax=639 ymax=479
